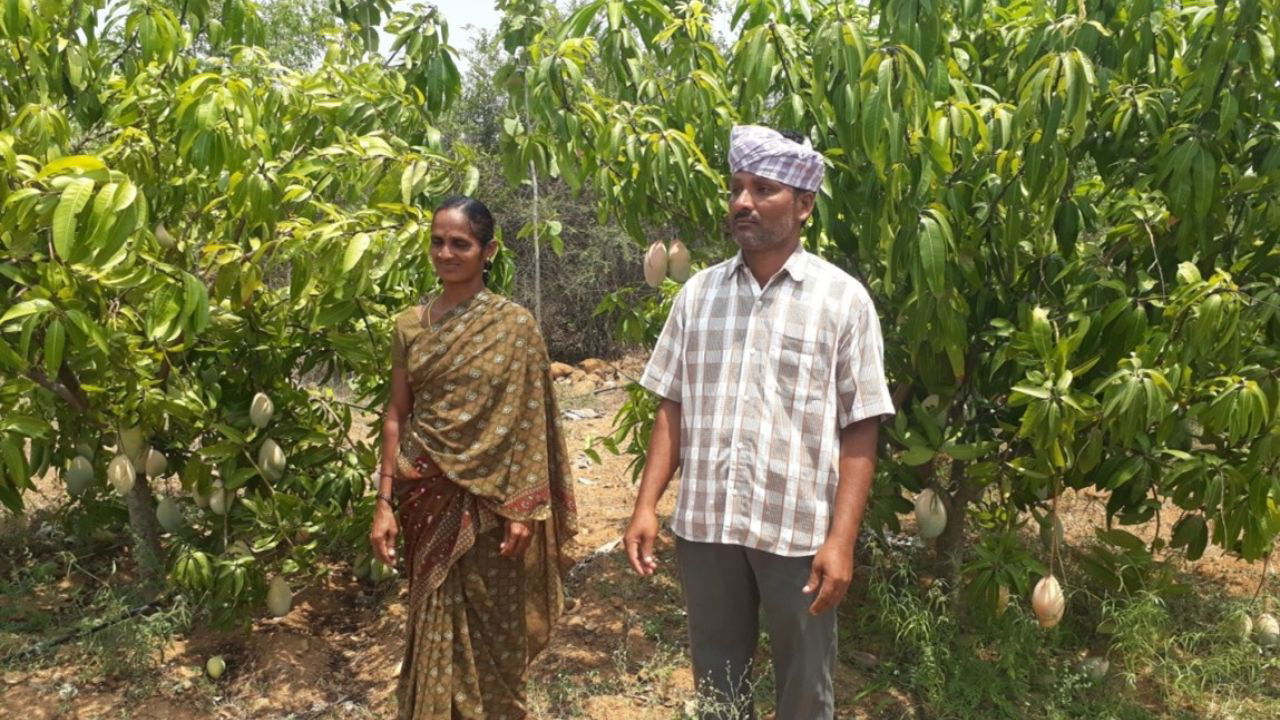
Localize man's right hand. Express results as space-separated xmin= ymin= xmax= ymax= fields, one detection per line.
xmin=623 ymin=398 xmax=681 ymax=578
xmin=624 ymin=507 xmax=660 ymax=576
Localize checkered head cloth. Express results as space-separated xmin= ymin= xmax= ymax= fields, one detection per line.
xmin=728 ymin=125 xmax=825 ymax=192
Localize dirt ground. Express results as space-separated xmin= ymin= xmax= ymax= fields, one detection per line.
xmin=1 ymin=356 xmax=1277 ymax=719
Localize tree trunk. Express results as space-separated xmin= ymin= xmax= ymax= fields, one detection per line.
xmin=932 ymin=461 xmax=982 ymax=580
xmin=125 ymin=473 xmax=165 ymax=588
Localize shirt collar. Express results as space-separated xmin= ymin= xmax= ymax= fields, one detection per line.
xmin=729 ymin=244 xmax=811 ymax=284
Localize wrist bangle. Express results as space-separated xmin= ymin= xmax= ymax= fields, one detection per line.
xmin=376 ymin=492 xmax=396 ymax=508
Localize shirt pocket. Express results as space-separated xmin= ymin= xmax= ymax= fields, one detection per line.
xmin=775 ymin=327 xmax=835 ymax=400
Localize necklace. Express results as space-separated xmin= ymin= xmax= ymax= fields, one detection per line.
xmin=422 ymin=293 xmax=440 ymax=332
xmin=422 ymin=287 xmax=484 ymax=332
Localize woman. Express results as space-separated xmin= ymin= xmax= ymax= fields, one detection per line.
xmin=369 ymin=196 xmax=577 ymax=719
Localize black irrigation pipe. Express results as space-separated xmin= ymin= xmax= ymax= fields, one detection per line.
xmin=0 ymin=592 xmax=174 ymax=666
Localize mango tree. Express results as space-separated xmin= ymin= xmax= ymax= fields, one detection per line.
xmin=0 ymin=0 xmax=474 ymax=620
xmin=497 ymin=0 xmax=1280 ymax=603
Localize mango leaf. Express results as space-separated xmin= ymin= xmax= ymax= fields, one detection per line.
xmin=52 ymin=177 xmax=95 ymax=260
xmin=64 ymin=310 xmax=109 ymax=353
xmin=0 ymin=416 xmax=50 ymax=437
xmin=43 ymin=318 xmax=65 ymax=376
xmin=0 ymin=338 xmax=26 ymax=371
xmin=1 ymin=299 xmax=55 ymax=324
xmin=0 ymin=478 xmax=22 ymax=512
xmin=35 ymin=155 xmax=106 ymax=180
xmin=1096 ymin=528 xmax=1147 ymax=554
xmin=462 ymin=165 xmax=480 ymax=195
xmin=0 ymin=437 xmax=28 ymax=490
xmin=343 ymin=233 xmax=371 ymax=272
xmin=1170 ymin=514 xmax=1208 ymax=561
xmin=183 ymin=274 xmax=211 ymax=335
xmin=919 ymin=211 xmax=948 ymax=297
xmin=901 ymin=445 xmax=936 ymax=466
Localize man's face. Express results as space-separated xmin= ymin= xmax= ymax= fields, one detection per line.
xmin=727 ymin=171 xmax=815 ymax=252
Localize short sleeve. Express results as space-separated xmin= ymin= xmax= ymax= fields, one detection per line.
xmin=639 ymin=288 xmax=687 ymax=402
xmin=390 ymin=311 xmax=413 ymax=370
xmin=836 ymin=289 xmax=896 ymax=427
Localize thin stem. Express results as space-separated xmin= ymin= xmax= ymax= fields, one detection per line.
xmin=1252 ymin=549 xmax=1272 ymax=608
xmin=1050 ymin=475 xmax=1061 ymax=580
xmin=240 ymin=447 xmax=296 ymax=551
xmin=352 ymin=298 xmax=381 ymax=362
xmin=524 ymin=77 xmax=542 ymax=323
xmin=768 ymin=23 xmax=801 ymax=98
xmin=1143 ymin=220 xmax=1167 ymax=300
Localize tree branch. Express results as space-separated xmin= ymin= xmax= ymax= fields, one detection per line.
xmin=25 ymin=367 xmax=89 ymax=412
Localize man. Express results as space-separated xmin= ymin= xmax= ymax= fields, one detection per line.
xmin=623 ymin=125 xmax=895 ymax=720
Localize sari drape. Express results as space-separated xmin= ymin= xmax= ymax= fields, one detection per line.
xmin=390 ymin=291 xmax=577 ymax=719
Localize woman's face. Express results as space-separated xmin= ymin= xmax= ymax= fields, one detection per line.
xmin=429 ymin=208 xmax=494 ymax=286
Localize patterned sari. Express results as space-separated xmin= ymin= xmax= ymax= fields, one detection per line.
xmin=389 ymin=290 xmax=577 ymax=720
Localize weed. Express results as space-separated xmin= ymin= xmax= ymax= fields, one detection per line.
xmin=78 ymin=590 xmax=194 ymax=686
xmin=841 ymin=534 xmax=1280 ymax=719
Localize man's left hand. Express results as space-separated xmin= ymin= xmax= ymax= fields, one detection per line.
xmin=803 ymin=538 xmax=855 ymax=615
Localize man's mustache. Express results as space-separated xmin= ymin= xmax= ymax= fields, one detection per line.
xmin=723 ymin=211 xmax=760 ymax=235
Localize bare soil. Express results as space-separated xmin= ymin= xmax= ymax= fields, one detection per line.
xmin=1 ymin=356 xmax=1277 ymax=718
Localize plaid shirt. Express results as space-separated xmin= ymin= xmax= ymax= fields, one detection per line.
xmin=640 ymin=247 xmax=895 ymax=556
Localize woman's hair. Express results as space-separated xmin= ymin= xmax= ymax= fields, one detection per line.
xmin=434 ymin=195 xmax=495 ymax=246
